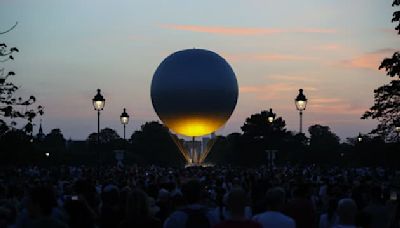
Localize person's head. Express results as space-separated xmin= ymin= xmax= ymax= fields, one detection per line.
xmin=26 ymin=185 xmax=57 ymax=218
xmin=293 ymin=183 xmax=309 ymax=198
xmin=182 ymin=179 xmax=203 ymax=205
xmin=101 ymin=185 xmax=120 ymax=206
xmin=265 ymin=187 xmax=285 ymax=211
xmin=337 ymin=198 xmax=357 ymax=225
xmin=369 ymin=185 xmax=382 ymax=202
xmin=64 ymin=199 xmax=96 ymax=228
xmin=226 ymin=188 xmax=247 ymax=216
xmin=158 ymin=188 xmax=170 ymax=203
xmin=126 ymin=189 xmax=150 ymax=220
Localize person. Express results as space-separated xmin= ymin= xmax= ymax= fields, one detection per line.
xmin=120 ymin=189 xmax=161 ymax=228
xmin=100 ymin=184 xmax=123 ymax=228
xmin=26 ymin=185 xmax=68 ymax=228
xmin=155 ymin=188 xmax=172 ymax=223
xmin=319 ymin=198 xmax=339 ymax=228
xmin=284 ymin=184 xmax=316 ymax=228
xmin=252 ymin=187 xmax=295 ymax=228
xmin=333 ymin=198 xmax=357 ymax=228
xmin=362 ymin=185 xmax=390 ymax=228
xmin=164 ymin=179 xmax=219 ymax=228
xmin=213 ymin=187 xmax=261 ymax=228
xmin=63 ymin=196 xmax=97 ymax=228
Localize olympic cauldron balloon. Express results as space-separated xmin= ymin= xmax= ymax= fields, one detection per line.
xmin=151 ymin=49 xmax=238 ymax=137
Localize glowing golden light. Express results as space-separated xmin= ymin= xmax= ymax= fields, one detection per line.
xmin=162 ymin=116 xmax=225 ymax=137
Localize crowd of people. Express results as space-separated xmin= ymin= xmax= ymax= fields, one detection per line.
xmin=0 ymin=164 xmax=399 ymax=228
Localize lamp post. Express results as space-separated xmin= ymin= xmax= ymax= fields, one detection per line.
xmin=266 ymin=108 xmax=276 ymax=173
xmin=357 ymin=133 xmax=363 ymax=143
xmin=120 ymin=108 xmax=129 ymax=140
xmin=92 ymin=89 xmax=105 ymax=165
xmin=295 ymin=89 xmax=308 ymax=133
xmin=395 ymin=122 xmax=400 ymax=143
xmin=267 ymin=108 xmax=276 ymax=123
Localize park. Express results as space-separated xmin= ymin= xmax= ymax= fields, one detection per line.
xmin=0 ymin=1 xmax=400 ymax=228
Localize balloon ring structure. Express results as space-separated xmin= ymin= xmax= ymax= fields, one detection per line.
xmin=151 ymin=49 xmax=239 ymax=137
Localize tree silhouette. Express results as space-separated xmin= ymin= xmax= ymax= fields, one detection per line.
xmin=308 ymin=124 xmax=340 ymax=163
xmin=362 ymin=1 xmax=399 ymax=141
xmin=87 ymin=127 xmax=121 ymax=144
xmin=237 ymin=110 xmax=290 ymax=166
xmin=44 ymin=128 xmax=66 ymax=149
xmin=130 ymin=121 xmax=184 ymax=166
xmin=0 ymin=22 xmax=42 ymax=136
xmin=241 ymin=109 xmax=288 ymax=146
xmin=0 ymin=128 xmax=32 ymax=164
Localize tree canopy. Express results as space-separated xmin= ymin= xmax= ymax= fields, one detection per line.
xmin=0 ymin=23 xmax=42 ymax=137
xmin=130 ymin=121 xmax=184 ymax=166
xmin=362 ymin=0 xmax=400 ymax=141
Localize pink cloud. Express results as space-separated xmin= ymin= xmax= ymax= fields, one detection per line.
xmin=295 ymin=28 xmax=337 ymax=34
xmin=162 ymin=24 xmax=337 ymax=36
xmin=312 ymin=98 xmax=343 ymax=104
xmin=308 ymin=97 xmax=366 ymax=115
xmin=380 ymin=28 xmax=398 ymax=35
xmin=268 ymin=74 xmax=317 ymax=83
xmin=240 ymin=83 xmax=317 ymax=100
xmin=310 ymin=103 xmax=366 ymax=115
xmin=313 ymin=44 xmax=342 ymax=51
xmin=340 ymin=48 xmax=396 ymax=70
xmin=224 ymin=53 xmax=314 ymax=62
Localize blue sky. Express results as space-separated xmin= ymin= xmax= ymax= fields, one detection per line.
xmin=0 ymin=0 xmax=398 ymax=140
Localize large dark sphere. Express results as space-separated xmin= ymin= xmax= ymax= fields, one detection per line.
xmin=151 ymin=49 xmax=239 ymax=137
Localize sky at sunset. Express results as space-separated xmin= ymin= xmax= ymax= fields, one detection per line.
xmin=1 ymin=0 xmax=398 ymax=140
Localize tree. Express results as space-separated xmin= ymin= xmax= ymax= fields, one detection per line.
xmin=0 ymin=129 xmax=33 ymax=164
xmin=206 ymin=133 xmax=243 ymax=165
xmin=44 ymin=128 xmax=66 ymax=149
xmin=237 ymin=110 xmax=290 ymax=166
xmin=87 ymin=127 xmax=121 ymax=144
xmin=86 ymin=128 xmax=124 ymax=164
xmin=308 ymin=124 xmax=340 ymax=163
xmin=241 ymin=110 xmax=288 ymax=142
xmin=130 ymin=121 xmax=184 ymax=166
xmin=362 ymin=1 xmax=399 ymax=141
xmin=1 ymin=22 xmax=41 ymax=137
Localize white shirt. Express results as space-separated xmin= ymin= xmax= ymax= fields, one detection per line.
xmin=253 ymin=211 xmax=295 ymax=228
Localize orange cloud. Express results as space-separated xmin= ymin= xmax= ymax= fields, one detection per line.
xmin=313 ymin=44 xmax=342 ymax=51
xmin=340 ymin=48 xmax=396 ymax=70
xmin=268 ymin=74 xmax=317 ymax=83
xmin=162 ymin=24 xmax=337 ymax=36
xmin=312 ymin=98 xmax=342 ymax=104
xmin=308 ymin=97 xmax=366 ymax=115
xmin=240 ymin=83 xmax=317 ymax=100
xmin=296 ymin=28 xmax=337 ymax=34
xmin=310 ymin=103 xmax=366 ymax=115
xmin=224 ymin=53 xmax=314 ymax=62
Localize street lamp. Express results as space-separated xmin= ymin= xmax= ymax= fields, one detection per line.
xmin=357 ymin=133 xmax=363 ymax=143
xmin=267 ymin=108 xmax=276 ymax=123
xmin=120 ymin=108 xmax=129 ymax=140
xmin=395 ymin=121 xmax=400 ymax=142
xmin=295 ymin=89 xmax=308 ymax=133
xmin=92 ymin=89 xmax=105 ymax=164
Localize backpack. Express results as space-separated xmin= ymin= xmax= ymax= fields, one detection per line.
xmin=182 ymin=207 xmax=211 ymax=228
